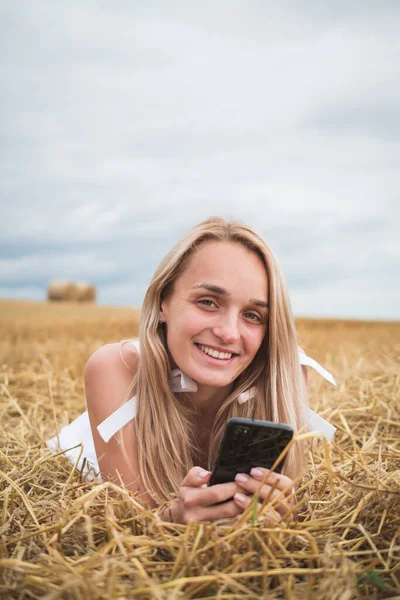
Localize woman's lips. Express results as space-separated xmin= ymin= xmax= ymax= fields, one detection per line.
xmin=194 ymin=343 xmax=236 ymax=364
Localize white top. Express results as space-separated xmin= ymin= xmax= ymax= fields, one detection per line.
xmin=46 ymin=340 xmax=337 ymax=480
xmin=96 ymin=341 xmax=337 ymax=443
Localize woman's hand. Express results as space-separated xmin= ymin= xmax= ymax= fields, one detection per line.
xmin=233 ymin=467 xmax=296 ymax=520
xmin=161 ymin=466 xmax=244 ymax=524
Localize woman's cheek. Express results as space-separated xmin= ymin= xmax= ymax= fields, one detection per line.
xmin=190 ymin=310 xmax=214 ymax=333
xmin=248 ymin=330 xmax=267 ymax=358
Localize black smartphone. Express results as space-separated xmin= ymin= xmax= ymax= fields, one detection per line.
xmin=208 ymin=417 xmax=294 ymax=486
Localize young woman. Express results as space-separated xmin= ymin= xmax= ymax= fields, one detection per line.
xmin=48 ymin=217 xmax=336 ymax=523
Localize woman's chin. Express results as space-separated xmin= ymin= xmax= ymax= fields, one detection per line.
xmin=188 ymin=367 xmax=234 ymax=390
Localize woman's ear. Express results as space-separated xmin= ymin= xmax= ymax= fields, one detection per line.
xmin=159 ymin=299 xmax=166 ymax=323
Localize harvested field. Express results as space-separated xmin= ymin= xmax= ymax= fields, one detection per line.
xmin=1 ymin=299 xmax=399 ymax=599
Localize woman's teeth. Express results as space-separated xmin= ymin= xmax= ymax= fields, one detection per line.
xmin=198 ymin=344 xmax=232 ymax=360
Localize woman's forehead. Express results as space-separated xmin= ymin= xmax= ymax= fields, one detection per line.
xmin=178 ymin=241 xmax=268 ymax=296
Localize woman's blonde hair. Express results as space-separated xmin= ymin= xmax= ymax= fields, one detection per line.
xmin=128 ymin=217 xmax=308 ymax=504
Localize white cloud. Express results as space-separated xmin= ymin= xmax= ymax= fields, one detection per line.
xmin=1 ymin=1 xmax=399 ymax=318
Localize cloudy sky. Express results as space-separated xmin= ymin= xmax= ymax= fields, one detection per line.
xmin=1 ymin=1 xmax=399 ymax=319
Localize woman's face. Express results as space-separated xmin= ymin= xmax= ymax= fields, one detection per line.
xmin=160 ymin=241 xmax=269 ymax=390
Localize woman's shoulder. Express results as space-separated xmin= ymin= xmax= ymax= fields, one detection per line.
xmin=85 ymin=340 xmax=139 ymax=378
xmin=83 ymin=340 xmax=143 ymax=497
xmin=84 ymin=341 xmax=139 ymax=423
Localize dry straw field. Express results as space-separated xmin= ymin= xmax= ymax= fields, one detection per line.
xmin=1 ymin=299 xmax=399 ymax=599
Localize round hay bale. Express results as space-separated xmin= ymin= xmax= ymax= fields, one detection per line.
xmin=75 ymin=282 xmax=96 ymax=302
xmin=47 ymin=280 xmax=77 ymax=302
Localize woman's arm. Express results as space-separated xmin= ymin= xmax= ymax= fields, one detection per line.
xmin=84 ymin=343 xmax=153 ymax=505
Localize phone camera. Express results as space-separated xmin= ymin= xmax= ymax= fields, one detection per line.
xmin=232 ymin=427 xmax=249 ymax=448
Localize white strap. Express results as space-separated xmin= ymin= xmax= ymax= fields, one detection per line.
xmin=126 ymin=343 xmax=336 ymax=386
xmin=238 ymin=350 xmax=336 ymax=404
xmin=97 ymin=344 xmax=337 ymax=443
xmin=170 ymin=368 xmax=198 ymax=392
xmin=237 ymin=388 xmax=255 ymax=405
xmin=237 ymin=351 xmax=337 ymax=439
xmin=306 ymin=408 xmax=336 ymax=441
xmin=299 ymin=351 xmax=337 ymax=439
xmin=299 ymin=351 xmax=336 ymax=386
xmin=97 ymin=397 xmax=137 ymax=443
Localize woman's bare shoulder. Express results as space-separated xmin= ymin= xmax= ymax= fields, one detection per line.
xmin=119 ymin=340 xmax=140 ymax=373
xmin=84 ymin=342 xmax=138 ymax=423
xmin=85 ymin=341 xmax=139 ymax=379
xmin=84 ymin=342 xmax=142 ymax=496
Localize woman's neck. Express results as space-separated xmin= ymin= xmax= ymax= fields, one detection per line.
xmin=190 ymin=382 xmax=233 ymax=420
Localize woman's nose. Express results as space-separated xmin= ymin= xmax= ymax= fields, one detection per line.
xmin=212 ymin=315 xmax=240 ymax=345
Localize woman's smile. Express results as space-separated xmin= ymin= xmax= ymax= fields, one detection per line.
xmin=159 ymin=240 xmax=268 ymax=396
xmin=194 ymin=342 xmax=238 ymax=364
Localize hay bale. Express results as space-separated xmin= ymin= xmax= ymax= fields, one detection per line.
xmin=47 ymin=281 xmax=96 ymax=302
xmin=47 ymin=280 xmax=77 ymax=302
xmin=75 ymin=282 xmax=96 ymax=302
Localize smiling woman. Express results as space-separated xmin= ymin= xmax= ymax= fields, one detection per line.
xmin=47 ymin=217 xmax=336 ymax=524
xmin=159 ymin=241 xmax=269 ymax=394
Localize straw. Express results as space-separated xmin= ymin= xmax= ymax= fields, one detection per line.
xmin=1 ymin=300 xmax=399 ymax=599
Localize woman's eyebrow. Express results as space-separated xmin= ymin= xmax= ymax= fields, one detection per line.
xmin=192 ymin=283 xmax=268 ymax=308
xmin=192 ymin=283 xmax=229 ymax=295
xmin=250 ymin=298 xmax=269 ymax=309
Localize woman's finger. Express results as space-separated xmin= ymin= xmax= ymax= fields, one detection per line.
xmin=249 ymin=468 xmax=294 ymax=496
xmin=181 ymin=466 xmax=211 ymax=488
xmin=183 ymin=481 xmax=241 ymax=508
xmin=198 ymin=499 xmax=243 ymax=522
xmin=233 ymin=493 xmax=282 ymax=524
xmin=233 ymin=492 xmax=260 ymax=511
xmin=234 ymin=473 xmax=295 ymax=517
xmin=234 ymin=472 xmax=293 ymax=498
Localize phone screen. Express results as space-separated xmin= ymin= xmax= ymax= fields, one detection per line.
xmin=209 ymin=418 xmax=293 ymax=486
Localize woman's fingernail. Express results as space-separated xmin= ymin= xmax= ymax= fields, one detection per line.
xmin=235 ymin=473 xmax=248 ymax=483
xmin=197 ymin=470 xmax=210 ymax=479
xmin=234 ymin=493 xmax=248 ymax=504
xmin=250 ymin=468 xmax=263 ymax=478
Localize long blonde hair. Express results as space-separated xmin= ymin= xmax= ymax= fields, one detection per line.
xmin=129 ymin=217 xmax=308 ymax=504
